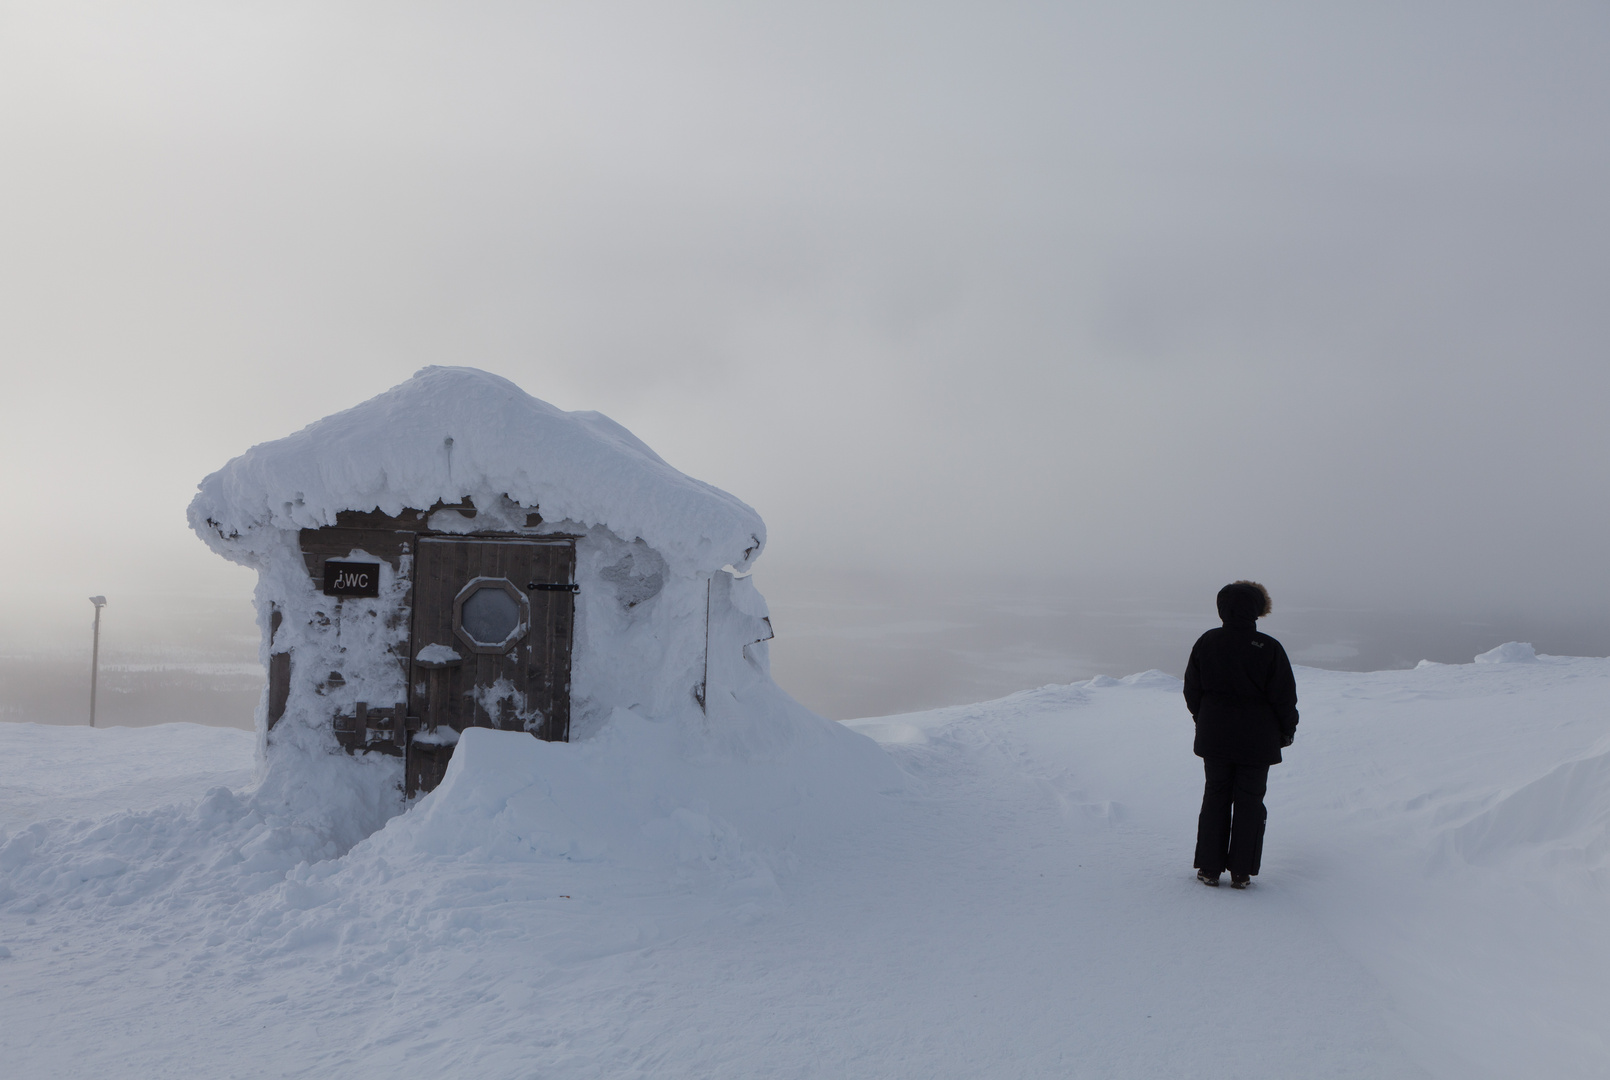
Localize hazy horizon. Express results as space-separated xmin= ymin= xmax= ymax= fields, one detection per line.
xmin=7 ymin=571 xmax=1605 ymax=731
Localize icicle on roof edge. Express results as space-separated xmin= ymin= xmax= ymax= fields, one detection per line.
xmin=188 ymin=366 xmax=765 ymax=574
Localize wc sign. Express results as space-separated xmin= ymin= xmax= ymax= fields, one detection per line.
xmin=323 ymin=561 xmax=381 ymax=598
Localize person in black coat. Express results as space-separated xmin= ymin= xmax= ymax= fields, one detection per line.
xmin=1183 ymin=581 xmax=1298 ymax=889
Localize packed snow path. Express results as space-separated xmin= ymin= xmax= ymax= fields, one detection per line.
xmin=3 ymin=655 xmax=1608 ymax=1078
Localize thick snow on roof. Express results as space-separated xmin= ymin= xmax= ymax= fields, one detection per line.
xmin=189 ymin=367 xmax=765 ymax=572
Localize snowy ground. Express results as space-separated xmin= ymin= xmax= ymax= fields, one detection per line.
xmin=2 ymin=651 xmax=1607 ymax=1078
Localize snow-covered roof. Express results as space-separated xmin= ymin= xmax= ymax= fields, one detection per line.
xmin=189 ymin=366 xmax=765 ymax=572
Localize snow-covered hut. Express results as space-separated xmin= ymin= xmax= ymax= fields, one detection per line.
xmin=190 ymin=367 xmax=776 ymax=796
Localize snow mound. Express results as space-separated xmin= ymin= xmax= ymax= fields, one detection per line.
xmin=414 ymin=643 xmax=461 ymax=664
xmin=1120 ymin=669 xmax=1182 ymax=690
xmin=1446 ymin=744 xmax=1610 ymax=869
xmin=367 ymin=719 xmax=899 ymax=877
xmin=0 ymin=715 xmax=900 ymax=925
xmin=0 ymin=750 xmax=401 ymax=917
xmin=1079 ymin=670 xmax=1179 ymax=691
xmin=1475 ymin=641 xmax=1538 ymax=664
xmin=188 ymin=366 xmax=765 ymax=574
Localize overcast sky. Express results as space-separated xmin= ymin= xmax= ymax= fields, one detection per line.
xmin=3 ymin=1 xmax=1608 ymax=649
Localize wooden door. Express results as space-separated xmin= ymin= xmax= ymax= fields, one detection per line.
xmin=409 ymin=537 xmax=576 ymax=742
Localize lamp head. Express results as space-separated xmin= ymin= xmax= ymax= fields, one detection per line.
xmin=89 ymin=596 xmax=107 ymax=609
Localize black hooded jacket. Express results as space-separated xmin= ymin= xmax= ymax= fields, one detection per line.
xmin=1184 ymin=584 xmax=1299 ymax=766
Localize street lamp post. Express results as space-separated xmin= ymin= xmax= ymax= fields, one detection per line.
xmin=89 ymin=595 xmax=107 ymax=727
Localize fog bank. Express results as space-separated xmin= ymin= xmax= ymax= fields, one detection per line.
xmin=2 ymin=2 xmax=1606 ymax=706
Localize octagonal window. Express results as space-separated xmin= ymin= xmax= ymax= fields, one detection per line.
xmin=460 ymin=584 xmax=524 ymax=647
xmin=451 ymin=575 xmax=532 ymax=656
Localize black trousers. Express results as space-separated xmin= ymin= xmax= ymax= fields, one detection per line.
xmin=1194 ymin=758 xmax=1269 ymax=877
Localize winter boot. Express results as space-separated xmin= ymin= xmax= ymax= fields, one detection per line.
xmin=1197 ymin=870 xmax=1221 ymax=887
xmin=1230 ymin=873 xmax=1251 ymax=890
